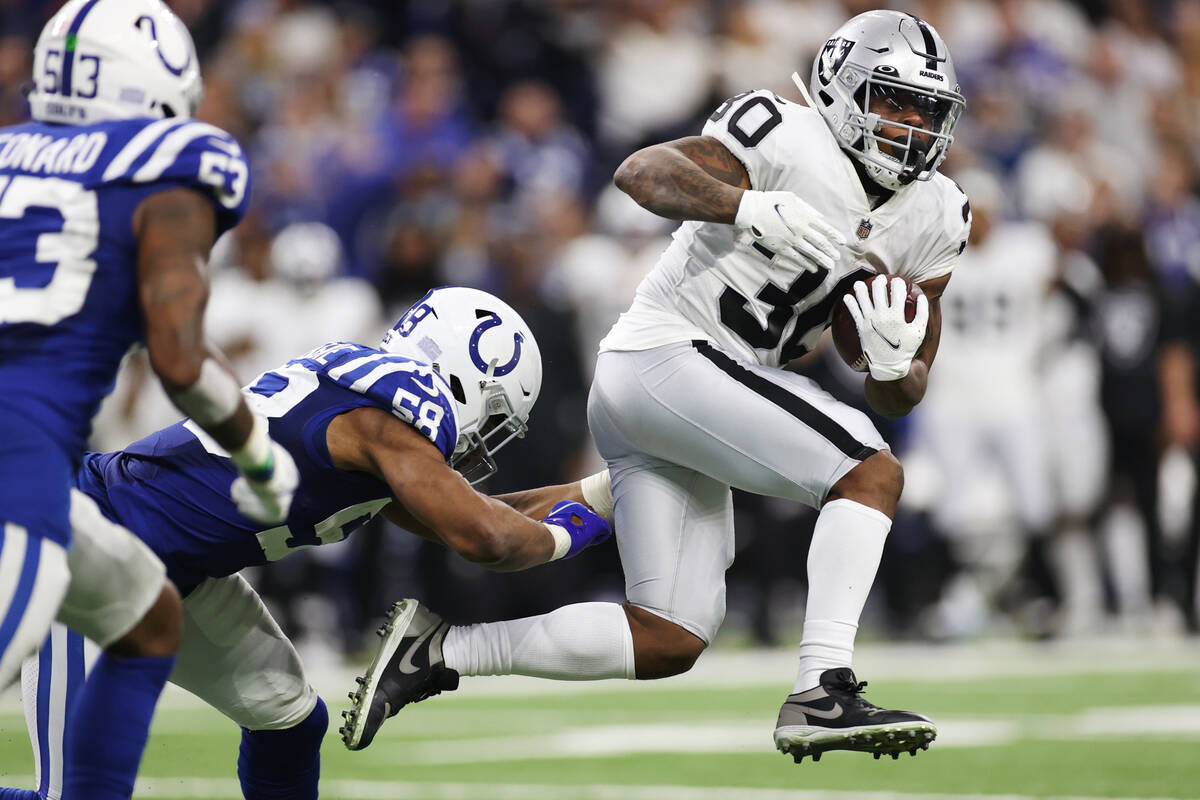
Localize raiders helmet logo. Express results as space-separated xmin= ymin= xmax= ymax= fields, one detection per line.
xmin=818 ymin=37 xmax=854 ymax=86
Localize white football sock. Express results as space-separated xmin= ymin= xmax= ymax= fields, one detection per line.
xmin=442 ymin=602 xmax=636 ymax=680
xmin=1102 ymin=504 xmax=1153 ymax=616
xmin=1052 ymin=526 xmax=1104 ymax=635
xmin=794 ymin=498 xmax=891 ymax=693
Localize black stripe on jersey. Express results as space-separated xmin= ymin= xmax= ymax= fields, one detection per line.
xmin=691 ymin=340 xmax=878 ymax=462
xmin=908 ymin=14 xmax=940 ymax=70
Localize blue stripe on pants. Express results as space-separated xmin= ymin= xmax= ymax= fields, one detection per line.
xmin=0 ymin=534 xmax=43 ymax=658
xmin=37 ymin=639 xmax=52 ymax=798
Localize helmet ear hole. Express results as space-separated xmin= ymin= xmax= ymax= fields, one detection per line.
xmin=818 ymin=90 xmax=834 ymax=107
xmin=160 ymin=103 xmax=176 ymax=118
xmin=448 ymin=374 xmax=467 ymax=405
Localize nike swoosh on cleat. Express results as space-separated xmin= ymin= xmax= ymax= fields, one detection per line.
xmin=398 ymin=623 xmax=437 ymax=674
xmin=798 ymin=702 xmax=843 ymax=720
xmin=871 ymin=323 xmax=902 ymax=349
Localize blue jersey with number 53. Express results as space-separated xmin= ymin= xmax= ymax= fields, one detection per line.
xmin=0 ymin=117 xmax=250 ymax=461
xmin=76 ymin=342 xmax=459 ymax=595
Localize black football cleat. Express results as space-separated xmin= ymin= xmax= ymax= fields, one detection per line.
xmin=773 ymin=667 xmax=936 ymax=763
xmin=340 ymin=599 xmax=459 ymax=751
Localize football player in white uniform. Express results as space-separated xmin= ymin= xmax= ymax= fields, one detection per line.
xmin=912 ymin=168 xmax=1077 ymax=635
xmin=341 ymin=10 xmax=970 ymax=764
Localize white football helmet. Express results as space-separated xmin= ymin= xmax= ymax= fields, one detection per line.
xmin=270 ymin=222 xmax=343 ymax=292
xmin=381 ymin=287 xmax=542 ymax=484
xmin=798 ymin=11 xmax=965 ymax=191
xmin=28 ymin=0 xmax=203 ymax=125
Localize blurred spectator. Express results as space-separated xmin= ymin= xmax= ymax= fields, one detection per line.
xmin=711 ymin=1 xmax=803 ymax=99
xmin=1144 ymin=142 xmax=1200 ymax=294
xmin=0 ymin=34 xmax=32 ymax=126
xmin=1089 ymin=225 xmax=1182 ymax=625
xmin=597 ymin=0 xmax=712 ymax=152
xmin=1015 ymin=90 xmax=1139 ymax=225
xmin=1040 ymin=240 xmax=1111 ymax=637
xmin=484 ymin=80 xmax=590 ymax=209
xmin=912 ymin=168 xmax=1063 ymax=637
xmin=208 ymin=220 xmax=383 ymax=379
xmin=1161 ymin=276 xmax=1200 ymax=632
xmin=542 ymin=185 xmax=672 ymax=374
xmin=327 ymin=33 xmax=474 ymax=278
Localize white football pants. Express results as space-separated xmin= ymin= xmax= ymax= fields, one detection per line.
xmin=588 ymin=342 xmax=886 ymax=643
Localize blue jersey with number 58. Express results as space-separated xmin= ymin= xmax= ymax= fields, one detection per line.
xmin=76 ymin=342 xmax=459 ymax=594
xmin=0 ymin=117 xmax=250 ymax=461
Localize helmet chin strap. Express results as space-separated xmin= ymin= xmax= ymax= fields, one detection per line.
xmin=791 ymin=72 xmax=815 ymax=107
xmin=900 ymin=147 xmax=927 ymax=184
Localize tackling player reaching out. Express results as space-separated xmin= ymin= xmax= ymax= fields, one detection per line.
xmin=0 ymin=2 xmax=296 ymax=798
xmin=342 ymin=10 xmax=970 ymax=764
xmin=5 ymin=287 xmax=612 ymax=800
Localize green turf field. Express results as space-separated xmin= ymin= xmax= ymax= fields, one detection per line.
xmin=2 ymin=638 xmax=1198 ymax=799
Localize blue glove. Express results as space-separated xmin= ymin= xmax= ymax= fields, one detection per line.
xmin=543 ymin=500 xmax=612 ymax=559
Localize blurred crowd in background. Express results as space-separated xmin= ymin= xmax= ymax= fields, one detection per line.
xmin=4 ymin=0 xmax=1200 ymax=662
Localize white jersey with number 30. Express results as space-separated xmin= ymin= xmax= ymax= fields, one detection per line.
xmin=599 ymin=90 xmax=971 ymax=368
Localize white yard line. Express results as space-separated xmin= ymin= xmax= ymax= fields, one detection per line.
xmin=3 ymin=636 xmax=1198 ymax=711
xmin=310 ymin=636 xmax=1200 ymax=701
xmin=4 ymin=703 xmax=1198 ymax=751
xmin=1 ymin=777 xmax=1188 ymax=800
xmin=352 ymin=705 xmax=1200 ymax=765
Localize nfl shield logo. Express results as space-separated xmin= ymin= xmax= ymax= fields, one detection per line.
xmin=856 ymin=218 xmax=873 ymax=240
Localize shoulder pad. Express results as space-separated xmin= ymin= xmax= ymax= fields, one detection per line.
xmin=311 ymin=345 xmax=460 ymax=459
xmin=101 ymin=118 xmax=251 ymax=235
xmin=943 ymin=176 xmax=972 ymax=251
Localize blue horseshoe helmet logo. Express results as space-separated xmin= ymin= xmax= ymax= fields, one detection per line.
xmin=135 ymin=15 xmax=192 ymax=77
xmin=469 ymin=311 xmax=523 ymax=377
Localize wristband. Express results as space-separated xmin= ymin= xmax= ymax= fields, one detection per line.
xmin=580 ymin=470 xmax=613 ymax=521
xmin=230 ymin=414 xmax=274 ymax=480
xmin=544 ymin=523 xmax=572 ymax=562
xmin=171 ymin=358 xmax=243 ymax=428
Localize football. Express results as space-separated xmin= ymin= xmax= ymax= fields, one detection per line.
xmin=830 ymin=274 xmax=923 ymax=372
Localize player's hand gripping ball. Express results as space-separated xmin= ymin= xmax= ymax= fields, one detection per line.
xmin=831 ymin=274 xmax=925 ymax=376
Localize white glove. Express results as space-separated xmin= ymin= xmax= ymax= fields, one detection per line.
xmin=843 ymin=275 xmax=929 ymax=382
xmin=231 ymin=440 xmax=299 ymax=524
xmin=735 ymin=190 xmax=845 ymax=273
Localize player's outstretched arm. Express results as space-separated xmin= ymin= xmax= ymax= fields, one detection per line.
xmin=490 ymin=470 xmax=613 ymax=523
xmin=861 ymin=274 xmax=949 ymax=418
xmin=134 ymin=188 xmax=297 ymax=523
xmin=489 ymin=482 xmax=585 ymax=520
xmin=326 ymin=408 xmax=611 ymax=572
xmin=382 ymin=473 xmax=613 ymax=546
